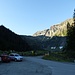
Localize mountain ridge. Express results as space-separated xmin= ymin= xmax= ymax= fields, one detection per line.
xmin=0 ymin=25 xmax=30 ymax=51
xmin=0 ymin=18 xmax=73 ymax=51
xmin=33 ymin=18 xmax=73 ymax=37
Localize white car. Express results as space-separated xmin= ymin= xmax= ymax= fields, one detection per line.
xmin=9 ymin=53 xmax=23 ymax=61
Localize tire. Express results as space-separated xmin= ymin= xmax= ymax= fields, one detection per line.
xmin=14 ymin=58 xmax=17 ymax=62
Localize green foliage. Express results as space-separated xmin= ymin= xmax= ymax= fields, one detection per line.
xmin=17 ymin=50 xmax=48 ymax=56
xmin=43 ymin=52 xmax=74 ymax=62
xmin=66 ymin=21 xmax=75 ymax=58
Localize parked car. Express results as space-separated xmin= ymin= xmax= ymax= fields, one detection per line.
xmin=0 ymin=54 xmax=11 ymax=62
xmin=9 ymin=53 xmax=23 ymax=61
xmin=0 ymin=56 xmax=1 ymax=62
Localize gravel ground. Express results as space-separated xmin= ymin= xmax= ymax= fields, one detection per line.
xmin=25 ymin=56 xmax=75 ymax=75
xmin=1 ymin=56 xmax=75 ymax=75
xmin=0 ymin=57 xmax=52 ymax=75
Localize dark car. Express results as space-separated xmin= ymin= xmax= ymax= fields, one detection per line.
xmin=0 ymin=54 xmax=11 ymax=62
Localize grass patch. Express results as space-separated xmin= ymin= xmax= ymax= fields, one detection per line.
xmin=42 ymin=52 xmax=74 ymax=62
xmin=17 ymin=50 xmax=49 ymax=56
xmin=0 ymin=50 xmax=48 ymax=56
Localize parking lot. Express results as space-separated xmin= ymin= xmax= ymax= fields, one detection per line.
xmin=1 ymin=56 xmax=75 ymax=75
xmin=0 ymin=57 xmax=52 ymax=75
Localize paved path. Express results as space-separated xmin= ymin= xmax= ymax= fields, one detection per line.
xmin=0 ymin=56 xmax=75 ymax=75
xmin=0 ymin=57 xmax=51 ymax=75
xmin=25 ymin=56 xmax=75 ymax=75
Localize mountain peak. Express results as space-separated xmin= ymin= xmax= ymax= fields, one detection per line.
xmin=0 ymin=25 xmax=30 ymax=51
xmin=33 ymin=18 xmax=73 ymax=37
xmin=0 ymin=25 xmax=5 ymax=28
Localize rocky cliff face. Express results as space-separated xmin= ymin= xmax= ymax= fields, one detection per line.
xmin=21 ymin=18 xmax=74 ymax=51
xmin=33 ymin=18 xmax=73 ymax=37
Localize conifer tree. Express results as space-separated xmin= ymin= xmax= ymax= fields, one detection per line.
xmin=66 ymin=9 xmax=75 ymax=58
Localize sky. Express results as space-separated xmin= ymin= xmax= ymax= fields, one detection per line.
xmin=0 ymin=0 xmax=75 ymax=35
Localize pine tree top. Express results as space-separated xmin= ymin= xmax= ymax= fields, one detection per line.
xmin=73 ymin=9 xmax=75 ymax=18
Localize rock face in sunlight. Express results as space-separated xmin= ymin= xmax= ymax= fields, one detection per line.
xmin=33 ymin=18 xmax=73 ymax=37
xmin=23 ymin=18 xmax=73 ymax=51
xmin=0 ymin=18 xmax=73 ymax=51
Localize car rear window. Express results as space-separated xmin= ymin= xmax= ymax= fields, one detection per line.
xmin=15 ymin=55 xmax=19 ymax=56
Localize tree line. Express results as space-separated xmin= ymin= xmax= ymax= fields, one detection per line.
xmin=0 ymin=25 xmax=30 ymax=51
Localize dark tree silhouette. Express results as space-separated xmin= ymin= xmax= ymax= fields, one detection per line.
xmin=66 ymin=9 xmax=75 ymax=58
xmin=0 ymin=25 xmax=31 ymax=51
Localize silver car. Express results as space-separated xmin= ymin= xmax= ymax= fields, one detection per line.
xmin=9 ymin=53 xmax=23 ymax=61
